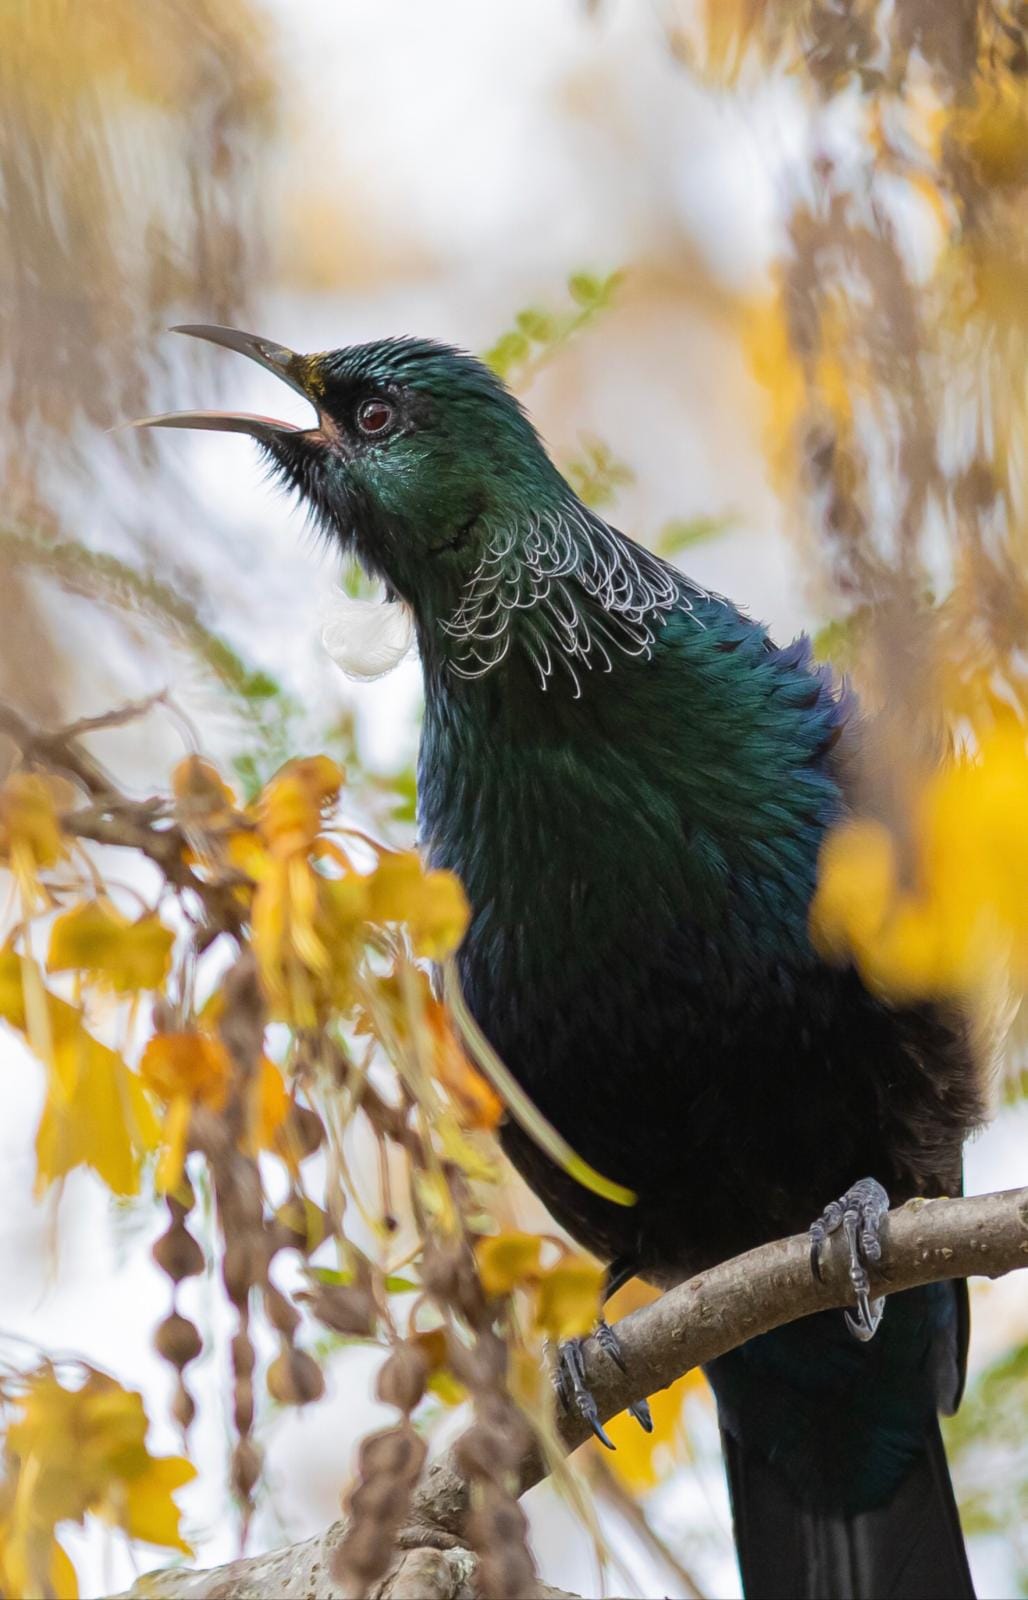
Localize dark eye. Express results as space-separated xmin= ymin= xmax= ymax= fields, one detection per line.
xmin=355 ymin=397 xmax=394 ymax=437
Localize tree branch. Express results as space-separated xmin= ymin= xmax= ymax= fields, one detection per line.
xmin=126 ymin=1186 xmax=1028 ymax=1599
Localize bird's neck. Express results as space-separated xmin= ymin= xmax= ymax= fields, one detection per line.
xmin=414 ymin=493 xmax=703 ymax=697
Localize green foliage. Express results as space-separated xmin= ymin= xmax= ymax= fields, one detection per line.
xmin=563 ymin=436 xmax=635 ymax=510
xmin=653 ymin=514 xmax=736 ymax=559
xmin=309 ymin=1266 xmax=418 ymax=1295
xmin=340 ymin=560 xmax=382 ymax=602
xmin=1 ymin=527 xmax=299 ymax=796
xmin=483 ymin=270 xmax=625 ymax=385
xmin=811 ymin=608 xmax=872 ymax=671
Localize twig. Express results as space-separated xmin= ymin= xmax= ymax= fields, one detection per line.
xmin=0 ymin=698 xmax=248 ymax=935
xmin=60 ymin=690 xmax=170 ymax=742
xmin=122 ymin=1185 xmax=1028 ymax=1599
xmin=0 ymin=699 xmax=117 ymax=799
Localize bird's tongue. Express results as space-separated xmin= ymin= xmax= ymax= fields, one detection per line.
xmin=320 ymin=590 xmax=414 ymax=681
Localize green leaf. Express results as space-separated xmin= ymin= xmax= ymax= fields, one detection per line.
xmin=515 ymin=309 xmax=556 ymax=342
xmin=240 ymin=671 xmax=280 ymax=701
xmin=482 ymin=269 xmax=625 ymax=386
xmin=484 ymin=331 xmax=531 ymax=376
xmin=568 ymin=272 xmax=601 ymax=306
xmin=654 ymin=514 xmax=735 ymax=558
xmin=564 ymin=437 xmax=635 ymax=510
xmin=308 ymin=1265 xmax=417 ymax=1294
xmin=811 ymin=608 xmax=870 ymax=669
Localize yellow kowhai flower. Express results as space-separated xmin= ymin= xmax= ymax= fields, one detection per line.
xmin=0 ymin=772 xmax=69 ymax=906
xmin=0 ymin=1367 xmax=194 ymax=1599
xmin=48 ymin=901 xmax=173 ymax=994
xmin=258 ymin=755 xmax=343 ymax=858
xmin=812 ymin=720 xmax=1028 ymax=1000
xmin=0 ymin=952 xmax=158 ymax=1195
xmin=140 ymin=1029 xmax=289 ymax=1190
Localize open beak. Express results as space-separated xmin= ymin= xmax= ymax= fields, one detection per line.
xmin=126 ymin=324 xmax=314 ymax=438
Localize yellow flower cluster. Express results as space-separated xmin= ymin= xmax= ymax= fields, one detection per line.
xmin=475 ymin=1231 xmax=606 ymax=1342
xmin=0 ymin=1368 xmax=194 ymax=1599
xmin=0 ymin=752 xmax=472 ymax=1201
xmin=812 ymin=721 xmax=1028 ymax=999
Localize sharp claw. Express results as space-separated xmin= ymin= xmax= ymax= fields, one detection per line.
xmin=629 ymin=1397 xmax=654 ymax=1433
xmin=845 ymin=1296 xmax=882 ymax=1342
xmin=590 ymin=1416 xmax=617 ymax=1450
xmin=810 ymin=1237 xmax=825 ymax=1282
xmin=556 ymin=1337 xmax=618 ymax=1448
xmin=556 ymin=1321 xmax=656 ymax=1447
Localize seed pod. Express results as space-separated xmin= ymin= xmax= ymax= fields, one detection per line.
xmin=233 ymin=1378 xmax=254 ymax=1435
xmin=167 ymin=1177 xmax=196 ymax=1220
xmin=347 ymin=1473 xmax=401 ymax=1528
xmin=289 ymin=1104 xmax=325 ymax=1160
xmin=222 ymin=1236 xmax=262 ymax=1305
xmin=264 ymin=1283 xmax=300 ymax=1339
xmin=171 ymin=1382 xmax=196 ymax=1433
xmin=152 ymin=1222 xmax=204 ymax=1283
xmin=332 ymin=1423 xmax=428 ymax=1595
xmin=467 ymin=1482 xmax=536 ymax=1599
xmin=454 ymin=1422 xmax=505 ymax=1486
xmin=231 ymin=1329 xmax=256 ymax=1380
xmin=448 ymin=1331 xmax=505 ymax=1391
xmin=376 ymin=1342 xmax=429 ymax=1414
xmin=334 ymin=1523 xmax=392 ymax=1594
xmin=154 ymin=1311 xmax=202 ymax=1370
xmin=151 ymin=996 xmax=176 ymax=1035
xmin=358 ymin=1424 xmax=427 ymax=1485
xmin=232 ymin=1438 xmax=262 ymax=1501
xmin=267 ymin=1346 xmax=325 ymax=1406
xmin=420 ymin=1243 xmax=460 ymax=1300
xmin=305 ymin=1282 xmax=376 ymax=1338
xmin=421 ymin=1240 xmax=482 ymax=1321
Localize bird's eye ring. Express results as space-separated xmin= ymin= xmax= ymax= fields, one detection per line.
xmin=356 ymin=398 xmax=394 ymax=437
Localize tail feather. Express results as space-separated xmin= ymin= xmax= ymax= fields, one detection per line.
xmin=723 ymin=1418 xmax=975 ymax=1600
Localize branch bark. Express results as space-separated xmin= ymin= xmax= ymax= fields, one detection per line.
xmin=125 ymin=1185 xmax=1028 ymax=1600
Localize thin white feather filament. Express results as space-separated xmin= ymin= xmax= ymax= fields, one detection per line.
xmin=320 ymin=589 xmax=415 ymax=681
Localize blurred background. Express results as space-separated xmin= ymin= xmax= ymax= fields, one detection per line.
xmin=1 ymin=1 xmax=1027 ymax=1595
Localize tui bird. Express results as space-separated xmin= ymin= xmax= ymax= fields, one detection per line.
xmin=137 ymin=326 xmax=984 ymax=1599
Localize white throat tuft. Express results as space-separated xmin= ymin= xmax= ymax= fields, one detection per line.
xmin=320 ymin=589 xmax=415 ymax=681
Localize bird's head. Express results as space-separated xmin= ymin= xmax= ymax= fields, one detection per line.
xmin=133 ymin=325 xmax=691 ymax=692
xmin=134 ymin=326 xmax=562 ymax=632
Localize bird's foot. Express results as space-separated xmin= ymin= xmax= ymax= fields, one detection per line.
xmin=809 ymin=1176 xmax=889 ymax=1342
xmin=555 ymin=1321 xmax=654 ymax=1450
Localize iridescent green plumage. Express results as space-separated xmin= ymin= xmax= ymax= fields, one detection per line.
xmin=146 ymin=330 xmax=983 ymax=1598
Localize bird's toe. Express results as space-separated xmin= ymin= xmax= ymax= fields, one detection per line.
xmin=555 ymin=1320 xmax=653 ymax=1445
xmin=808 ymin=1176 xmax=889 ymax=1341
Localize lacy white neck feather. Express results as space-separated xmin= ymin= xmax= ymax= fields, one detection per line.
xmin=321 ymin=503 xmax=705 ymax=697
xmin=439 ymin=500 xmax=705 ymax=697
